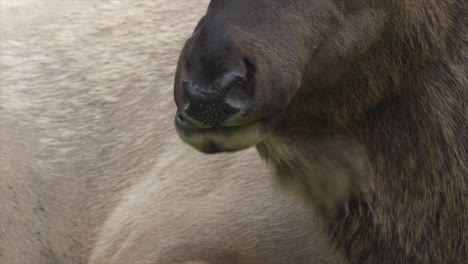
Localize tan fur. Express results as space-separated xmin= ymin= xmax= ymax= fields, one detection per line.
xmin=0 ymin=1 xmax=342 ymax=263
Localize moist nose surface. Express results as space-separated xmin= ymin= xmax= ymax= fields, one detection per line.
xmin=179 ymin=26 xmax=255 ymax=128
xmin=185 ymin=99 xmax=239 ymax=127
xmin=182 ymin=71 xmax=249 ymax=127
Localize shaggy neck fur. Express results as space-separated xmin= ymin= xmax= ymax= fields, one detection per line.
xmin=258 ymin=1 xmax=467 ymax=262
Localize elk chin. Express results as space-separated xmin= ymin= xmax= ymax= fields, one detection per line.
xmin=174 ymin=114 xmax=269 ymax=154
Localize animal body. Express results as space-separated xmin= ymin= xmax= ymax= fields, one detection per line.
xmin=0 ymin=1 xmax=340 ymax=263
xmin=174 ymin=0 xmax=468 ymax=263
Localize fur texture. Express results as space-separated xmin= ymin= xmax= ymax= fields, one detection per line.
xmin=0 ymin=1 xmax=341 ymax=263
xmin=174 ymin=0 xmax=468 ymax=262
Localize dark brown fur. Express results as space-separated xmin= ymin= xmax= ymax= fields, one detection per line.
xmin=175 ymin=0 xmax=468 ymax=262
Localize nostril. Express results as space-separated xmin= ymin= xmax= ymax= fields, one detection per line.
xmin=179 ymin=58 xmax=255 ymax=128
xmin=176 ymin=112 xmax=185 ymax=122
xmin=215 ymin=72 xmax=246 ymax=96
xmin=222 ymin=59 xmax=255 ymax=111
xmin=182 ymin=80 xmax=206 ymax=103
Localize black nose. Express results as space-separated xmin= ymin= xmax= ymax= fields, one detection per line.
xmin=181 ymin=62 xmax=254 ymax=128
xmin=184 ymin=72 xmax=246 ymax=102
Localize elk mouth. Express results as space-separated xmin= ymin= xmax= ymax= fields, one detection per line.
xmin=175 ymin=112 xmax=269 ymax=154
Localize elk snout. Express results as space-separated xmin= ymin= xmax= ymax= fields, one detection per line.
xmin=179 ymin=63 xmax=254 ymax=128
xmin=176 ymin=26 xmax=257 ymax=129
xmin=174 ymin=15 xmax=273 ymax=153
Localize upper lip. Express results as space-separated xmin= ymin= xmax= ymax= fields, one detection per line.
xmin=176 ymin=110 xmax=264 ymax=130
xmin=175 ymin=111 xmax=269 ymax=134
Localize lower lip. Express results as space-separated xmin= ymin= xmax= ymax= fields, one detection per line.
xmin=174 ymin=114 xmax=268 ymax=153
